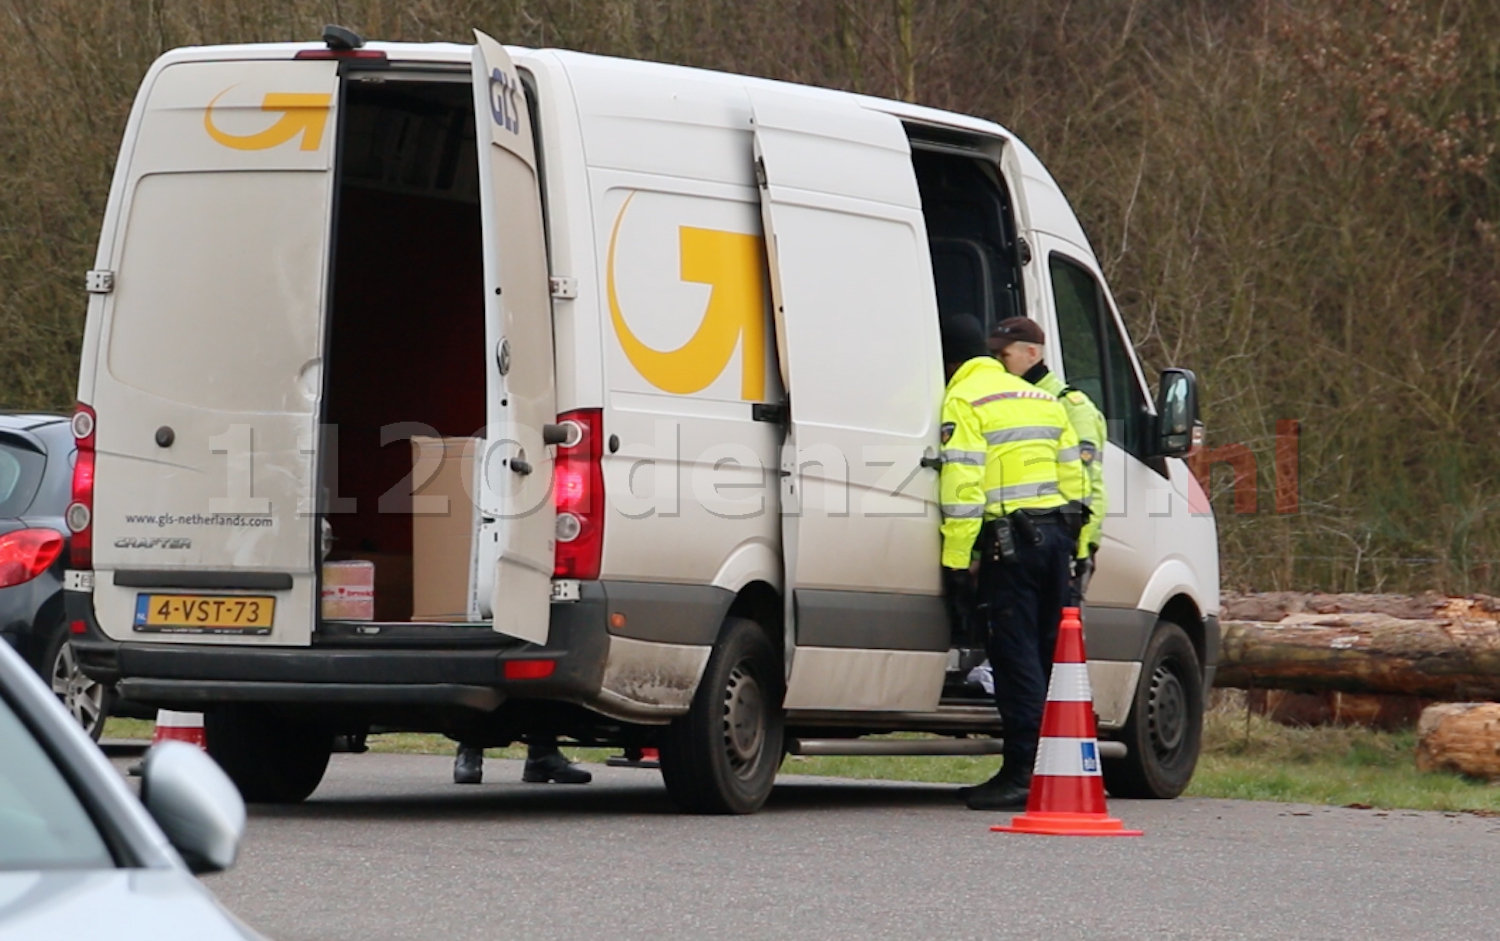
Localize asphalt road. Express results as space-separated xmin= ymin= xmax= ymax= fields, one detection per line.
xmin=164 ymin=753 xmax=1500 ymax=941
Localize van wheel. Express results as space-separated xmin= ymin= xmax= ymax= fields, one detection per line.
xmin=1102 ymin=620 xmax=1203 ymax=799
xmin=205 ymin=705 xmax=332 ymax=803
xmin=659 ymin=618 xmax=784 ymax=814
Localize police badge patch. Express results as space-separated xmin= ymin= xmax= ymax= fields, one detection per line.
xmin=940 ymin=422 xmax=955 ymax=444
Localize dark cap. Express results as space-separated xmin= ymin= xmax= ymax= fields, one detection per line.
xmin=940 ymin=315 xmax=989 ymax=366
xmin=989 ymin=317 xmax=1046 ymax=351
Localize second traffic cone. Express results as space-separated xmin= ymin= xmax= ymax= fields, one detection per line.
xmin=151 ymin=709 xmax=206 ymax=750
xmin=992 ymin=606 xmax=1142 ymax=837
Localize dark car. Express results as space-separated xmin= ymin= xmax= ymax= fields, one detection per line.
xmin=0 ymin=412 xmax=114 ymax=739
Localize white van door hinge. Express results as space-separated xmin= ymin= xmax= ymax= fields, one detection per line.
xmin=85 ymin=270 xmax=115 ymax=294
xmin=549 ymin=276 xmax=577 ymax=300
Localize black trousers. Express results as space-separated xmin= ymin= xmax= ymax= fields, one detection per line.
xmin=979 ymin=520 xmax=1076 ymax=775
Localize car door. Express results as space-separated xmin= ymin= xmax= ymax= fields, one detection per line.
xmin=468 ymin=33 xmax=556 ymax=644
xmin=749 ymin=89 xmax=948 ymax=711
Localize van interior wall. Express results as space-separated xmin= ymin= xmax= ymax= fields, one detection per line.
xmin=914 ymin=151 xmax=1024 ymax=336
xmin=323 ymin=185 xmax=485 ymax=618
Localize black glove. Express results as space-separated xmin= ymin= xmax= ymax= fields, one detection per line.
xmin=942 ymin=567 xmax=975 ymax=633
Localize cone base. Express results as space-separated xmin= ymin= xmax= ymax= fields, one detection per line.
xmin=991 ymin=811 xmax=1143 ymax=837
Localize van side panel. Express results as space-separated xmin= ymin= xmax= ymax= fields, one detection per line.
xmin=568 ymin=62 xmax=783 ymax=612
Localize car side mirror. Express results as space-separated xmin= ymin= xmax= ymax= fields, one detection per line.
xmin=1153 ymin=368 xmax=1198 ymax=458
xmin=140 ymin=741 xmax=246 ymax=875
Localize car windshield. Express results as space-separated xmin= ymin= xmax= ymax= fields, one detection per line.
xmin=0 ymin=438 xmax=46 ymax=518
xmin=0 ymin=692 xmax=112 ymax=870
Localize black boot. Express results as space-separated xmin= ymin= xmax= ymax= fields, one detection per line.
xmin=453 ymin=745 xmax=484 ymax=785
xmin=965 ymin=770 xmax=1032 ymax=811
xmin=522 ymin=746 xmax=592 ymax=784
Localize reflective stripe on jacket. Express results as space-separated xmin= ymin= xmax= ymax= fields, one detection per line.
xmin=1034 ymin=370 xmax=1107 ymax=557
xmin=939 ymin=357 xmax=1084 ymax=568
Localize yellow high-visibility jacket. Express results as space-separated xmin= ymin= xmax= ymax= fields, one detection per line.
xmin=1034 ymin=370 xmax=1107 ymax=557
xmin=939 ymin=356 xmax=1084 ymax=569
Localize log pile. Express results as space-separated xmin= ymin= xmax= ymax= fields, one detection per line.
xmin=1415 ymin=703 xmax=1500 ymax=781
xmin=1217 ymin=593 xmax=1500 ymax=701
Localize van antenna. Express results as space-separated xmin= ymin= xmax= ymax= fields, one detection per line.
xmin=323 ymin=25 xmax=365 ymax=50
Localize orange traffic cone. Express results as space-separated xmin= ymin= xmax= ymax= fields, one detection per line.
xmin=992 ymin=606 xmax=1142 ymax=837
xmin=151 ymin=710 xmax=206 ymax=749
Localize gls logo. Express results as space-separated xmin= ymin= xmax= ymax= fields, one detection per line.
xmin=204 ymin=86 xmax=332 ymax=151
xmin=489 ymin=68 xmax=522 ymax=135
xmin=607 ymin=193 xmax=768 ymax=401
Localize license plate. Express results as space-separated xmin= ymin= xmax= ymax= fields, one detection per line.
xmin=133 ymin=594 xmax=275 ymax=634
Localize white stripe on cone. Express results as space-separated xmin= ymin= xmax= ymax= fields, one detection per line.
xmin=1034 ymin=736 xmax=1104 ymax=777
xmin=1044 ymin=662 xmax=1093 ymax=702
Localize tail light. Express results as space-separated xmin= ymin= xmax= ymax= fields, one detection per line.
xmin=552 ymin=408 xmax=604 ymax=580
xmin=0 ymin=528 xmax=66 ymax=589
xmin=66 ymin=404 xmax=96 ymax=569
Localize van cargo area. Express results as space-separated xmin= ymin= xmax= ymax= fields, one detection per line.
xmin=320 ymin=77 xmax=484 ymax=622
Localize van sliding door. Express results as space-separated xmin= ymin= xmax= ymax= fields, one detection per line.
xmin=89 ymin=59 xmax=340 ymax=646
xmin=469 ymin=33 xmax=556 ymax=644
xmin=749 ymin=89 xmax=948 ymax=712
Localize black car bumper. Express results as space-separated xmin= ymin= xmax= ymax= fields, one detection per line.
xmin=67 ymin=582 xmax=612 ymax=713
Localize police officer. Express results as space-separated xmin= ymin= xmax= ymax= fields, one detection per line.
xmin=453 ymin=735 xmax=592 ymax=785
xmin=989 ymin=317 xmax=1108 ymax=604
xmin=939 ymin=316 xmax=1084 ymax=811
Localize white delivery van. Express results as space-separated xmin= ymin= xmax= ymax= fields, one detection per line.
xmin=68 ymin=29 xmax=1219 ymax=813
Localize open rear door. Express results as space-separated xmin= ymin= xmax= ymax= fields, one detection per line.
xmin=750 ymin=90 xmax=948 ymax=711
xmin=470 ymin=33 xmax=556 ymax=644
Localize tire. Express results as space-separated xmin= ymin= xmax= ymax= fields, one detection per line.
xmin=1102 ymin=620 xmax=1204 ymax=800
xmin=659 ymin=618 xmax=784 ymax=814
xmin=44 ymin=623 xmax=114 ymax=742
xmin=205 ymin=705 xmax=332 ymax=803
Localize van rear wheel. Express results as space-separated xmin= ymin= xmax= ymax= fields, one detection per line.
xmin=659 ymin=618 xmax=784 ymax=814
xmin=205 ymin=705 xmax=331 ymax=804
xmin=1102 ymin=620 xmax=1203 ymax=799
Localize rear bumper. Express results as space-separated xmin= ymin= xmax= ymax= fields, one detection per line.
xmin=67 ymin=582 xmax=612 ymax=712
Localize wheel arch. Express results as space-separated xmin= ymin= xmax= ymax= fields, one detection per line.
xmin=1158 ymin=593 xmax=1205 ymax=675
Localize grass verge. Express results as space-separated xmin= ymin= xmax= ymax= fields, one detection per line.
xmin=104 ymin=700 xmax=1500 ymax=813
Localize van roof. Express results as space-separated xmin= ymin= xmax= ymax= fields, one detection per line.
xmin=154 ymin=40 xmax=1017 ymax=143
xmin=149 ymin=40 xmax=1090 ymax=256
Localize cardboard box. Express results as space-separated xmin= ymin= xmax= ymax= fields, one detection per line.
xmin=411 ymin=437 xmax=477 ymax=621
xmin=328 ymin=551 xmax=413 ymax=622
xmin=321 ymin=560 xmax=376 ymax=620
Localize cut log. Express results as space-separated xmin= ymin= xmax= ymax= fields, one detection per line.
xmin=1247 ymin=689 xmax=1430 ymax=730
xmin=1217 ymin=598 xmax=1500 ymax=700
xmin=1416 ymin=703 xmax=1500 ymax=781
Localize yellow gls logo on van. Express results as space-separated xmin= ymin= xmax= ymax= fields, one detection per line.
xmin=204 ymin=88 xmax=332 ymax=151
xmin=607 ymin=194 xmax=767 ymax=400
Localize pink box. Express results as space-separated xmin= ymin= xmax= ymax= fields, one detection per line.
xmin=322 ymin=560 xmax=375 ymax=620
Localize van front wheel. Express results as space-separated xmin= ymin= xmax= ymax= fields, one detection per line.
xmin=205 ymin=705 xmax=331 ymax=804
xmin=1101 ymin=620 xmax=1203 ymax=799
xmin=660 ymin=618 xmax=784 ymax=814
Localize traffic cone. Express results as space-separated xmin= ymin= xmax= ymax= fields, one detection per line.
xmin=151 ymin=710 xmax=206 ymax=749
xmin=992 ymin=606 xmax=1143 ymax=837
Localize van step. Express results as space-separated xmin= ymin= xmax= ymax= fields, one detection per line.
xmin=787 ymin=737 xmax=1127 ymax=759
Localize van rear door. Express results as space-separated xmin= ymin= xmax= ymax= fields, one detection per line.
xmin=89 ymin=58 xmax=339 ymax=645
xmin=468 ymin=34 xmax=556 ymax=644
xmin=749 ymin=90 xmax=949 ymax=711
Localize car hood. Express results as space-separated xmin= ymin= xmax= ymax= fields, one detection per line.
xmin=0 ymin=869 xmax=262 ymax=940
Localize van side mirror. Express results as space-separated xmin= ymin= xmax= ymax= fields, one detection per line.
xmin=1153 ymin=368 xmax=1198 ymax=458
xmin=140 ymin=741 xmax=246 ymax=874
